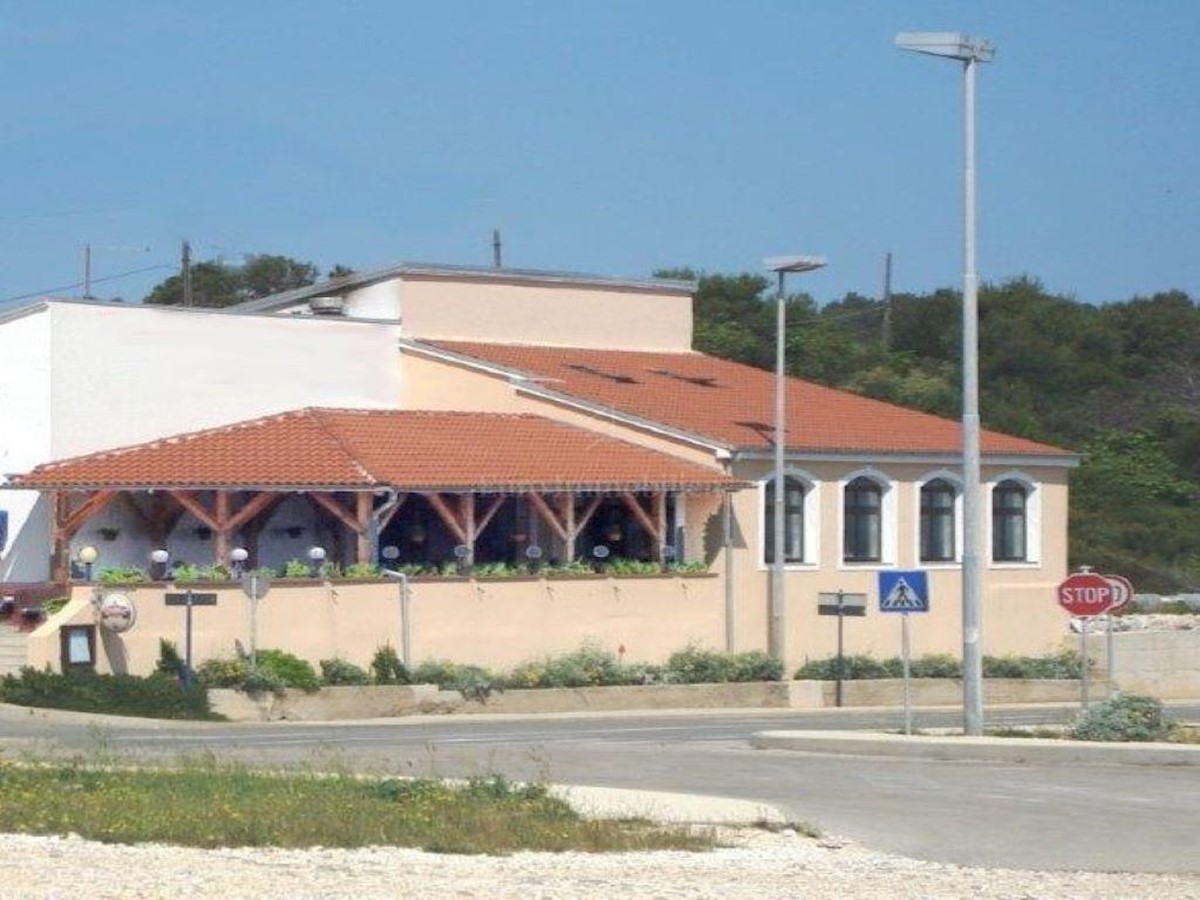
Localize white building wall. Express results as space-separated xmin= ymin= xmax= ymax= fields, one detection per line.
xmin=3 ymin=300 xmax=404 ymax=580
xmin=0 ymin=307 xmax=53 ymax=581
xmin=48 ymin=302 xmax=403 ymax=457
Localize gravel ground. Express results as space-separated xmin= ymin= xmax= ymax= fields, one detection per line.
xmin=1 ymin=829 xmax=1197 ymax=899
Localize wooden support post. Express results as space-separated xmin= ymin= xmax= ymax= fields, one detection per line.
xmin=355 ymin=492 xmax=373 ymax=564
xmin=526 ymin=493 xmax=568 ymax=543
xmin=654 ymin=491 xmax=668 ymax=565
xmin=563 ymin=492 xmax=576 ymax=561
xmin=462 ymin=493 xmax=476 ymax=566
xmin=214 ymin=491 xmax=231 ymax=565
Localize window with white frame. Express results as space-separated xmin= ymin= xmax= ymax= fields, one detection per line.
xmin=920 ymin=477 xmax=958 ymax=562
xmin=992 ymin=478 xmax=1029 ymax=562
xmin=762 ymin=474 xmax=807 ymax=564
xmin=843 ymin=475 xmax=883 ymax=563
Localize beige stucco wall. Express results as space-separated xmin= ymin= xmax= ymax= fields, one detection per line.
xmin=723 ymin=458 xmax=1072 ymax=666
xmin=31 ymin=576 xmax=726 ymax=676
xmin=396 ymin=275 xmax=693 ymax=351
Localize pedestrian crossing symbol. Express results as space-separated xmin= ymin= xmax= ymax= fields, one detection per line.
xmin=878 ymin=570 xmax=930 ymax=613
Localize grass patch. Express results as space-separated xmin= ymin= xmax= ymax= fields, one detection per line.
xmin=0 ymin=763 xmax=713 ymax=854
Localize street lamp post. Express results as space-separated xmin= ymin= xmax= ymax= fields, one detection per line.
xmin=895 ymin=31 xmax=994 ymax=736
xmin=763 ymin=255 xmax=827 ymax=664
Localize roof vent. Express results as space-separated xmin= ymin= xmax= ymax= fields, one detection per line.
xmin=308 ymin=295 xmax=346 ymax=316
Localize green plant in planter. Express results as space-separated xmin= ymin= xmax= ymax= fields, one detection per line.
xmin=342 ymin=562 xmax=381 ymax=579
xmin=98 ymin=566 xmax=149 ymax=585
xmin=282 ymin=558 xmax=311 ymax=578
xmin=42 ymin=597 xmax=71 ymax=616
xmin=606 ymin=558 xmax=661 ymax=575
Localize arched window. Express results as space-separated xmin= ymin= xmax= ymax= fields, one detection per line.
xmin=763 ymin=475 xmax=806 ymax=564
xmin=920 ymin=478 xmax=957 ymax=562
xmin=844 ymin=476 xmax=882 ymax=563
xmin=992 ymin=479 xmax=1028 ymax=562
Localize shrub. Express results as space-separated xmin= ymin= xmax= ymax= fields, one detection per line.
xmin=1069 ymin=694 xmax=1174 ymax=742
xmin=507 ymin=643 xmax=628 ymax=689
xmin=155 ymin=639 xmax=186 ymax=679
xmin=255 ymin=649 xmax=321 ymax=692
xmin=908 ymin=653 xmax=961 ymax=679
xmin=665 ymin=645 xmax=735 ymax=683
xmin=983 ymin=651 xmax=1082 ymax=680
xmin=370 ymin=645 xmax=411 ymax=685
xmin=196 ymin=657 xmax=253 ymax=688
xmin=0 ymin=667 xmax=216 ymax=720
xmin=320 ymin=658 xmax=370 ymax=686
xmin=793 ymin=655 xmax=900 ymax=681
xmin=411 ymin=660 xmax=500 ymax=702
xmin=728 ymin=650 xmax=785 ymax=682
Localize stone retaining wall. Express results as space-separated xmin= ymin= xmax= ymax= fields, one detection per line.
xmin=209 ymin=678 xmax=1091 ymax=722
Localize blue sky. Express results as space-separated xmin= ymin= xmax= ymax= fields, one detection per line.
xmin=1 ymin=1 xmax=1196 ymax=308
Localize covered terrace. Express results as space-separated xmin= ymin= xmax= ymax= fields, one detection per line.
xmin=5 ymin=407 xmax=739 ymax=582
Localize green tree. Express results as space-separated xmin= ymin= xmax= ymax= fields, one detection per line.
xmin=143 ymin=254 xmax=319 ymax=308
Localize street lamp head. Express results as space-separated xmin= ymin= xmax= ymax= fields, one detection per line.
xmin=78 ymin=545 xmax=99 ymax=565
xmin=764 ymin=255 xmax=827 ymax=274
xmin=895 ymin=31 xmax=994 ymax=62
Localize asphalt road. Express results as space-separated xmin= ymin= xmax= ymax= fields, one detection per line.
xmin=3 ymin=703 xmax=1199 ymax=873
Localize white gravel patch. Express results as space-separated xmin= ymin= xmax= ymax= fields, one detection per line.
xmin=1 ymin=829 xmax=1197 ymax=900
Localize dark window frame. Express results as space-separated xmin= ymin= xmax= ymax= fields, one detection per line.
xmin=992 ymin=479 xmax=1029 ymax=562
xmin=843 ymin=476 xmax=883 ymax=563
xmin=920 ymin=478 xmax=958 ymax=563
xmin=764 ymin=474 xmax=808 ymax=565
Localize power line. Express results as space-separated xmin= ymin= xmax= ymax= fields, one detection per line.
xmin=0 ymin=263 xmax=173 ymax=308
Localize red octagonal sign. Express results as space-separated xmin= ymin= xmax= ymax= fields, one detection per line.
xmin=1057 ymin=572 xmax=1117 ymax=617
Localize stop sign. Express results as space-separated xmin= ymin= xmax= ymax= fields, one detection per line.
xmin=1057 ymin=571 xmax=1117 ymax=617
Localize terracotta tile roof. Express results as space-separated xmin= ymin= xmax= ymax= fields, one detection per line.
xmin=430 ymin=341 xmax=1072 ymax=458
xmin=9 ymin=408 xmax=737 ymax=492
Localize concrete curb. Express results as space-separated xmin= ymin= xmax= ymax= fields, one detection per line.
xmin=751 ymin=729 xmax=1200 ymax=766
xmin=549 ymin=784 xmax=788 ymax=825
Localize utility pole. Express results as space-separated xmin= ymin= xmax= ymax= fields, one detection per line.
xmin=82 ymin=243 xmax=149 ymax=299
xmin=492 ymin=229 xmax=503 ymax=269
xmin=881 ymin=251 xmax=894 ymax=349
xmin=182 ymin=240 xmax=193 ymax=307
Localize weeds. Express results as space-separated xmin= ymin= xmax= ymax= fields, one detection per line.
xmin=0 ymin=762 xmax=713 ymax=854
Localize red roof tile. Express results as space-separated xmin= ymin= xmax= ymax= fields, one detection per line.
xmin=431 ymin=342 xmax=1072 ymax=458
xmin=10 ymin=408 xmax=737 ymax=492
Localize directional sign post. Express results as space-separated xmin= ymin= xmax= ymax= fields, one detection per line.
xmin=240 ymin=573 xmax=272 ymax=669
xmin=817 ymin=591 xmax=867 ymax=708
xmin=165 ymin=590 xmax=218 ymax=688
xmin=1102 ymin=574 xmax=1134 ymax=699
xmin=878 ymin=571 xmax=930 ymax=735
xmin=1057 ymin=570 xmax=1132 ymax=710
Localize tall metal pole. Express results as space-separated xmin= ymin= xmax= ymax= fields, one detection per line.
xmin=83 ymin=244 xmax=92 ymax=299
xmin=182 ymin=240 xmax=193 ymax=307
xmin=961 ymin=55 xmax=985 ymax=736
xmin=770 ymin=269 xmax=787 ymax=662
xmin=881 ymin=251 xmax=893 ymax=349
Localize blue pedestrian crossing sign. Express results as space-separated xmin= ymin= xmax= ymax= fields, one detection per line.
xmin=878 ymin=570 xmax=930 ymax=613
